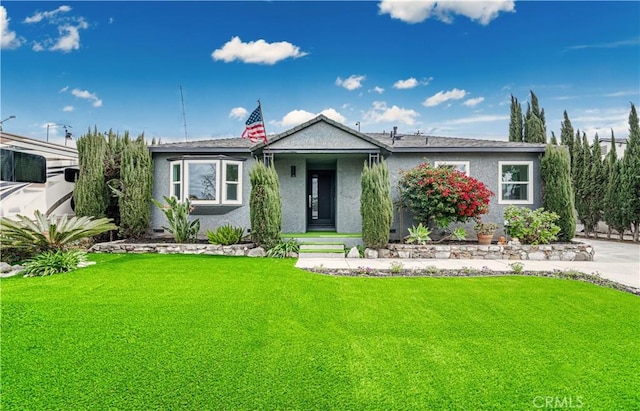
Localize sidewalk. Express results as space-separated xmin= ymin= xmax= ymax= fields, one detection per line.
xmin=295 ymin=238 xmax=640 ymax=289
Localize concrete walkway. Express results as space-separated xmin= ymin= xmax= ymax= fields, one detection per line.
xmin=296 ymin=238 xmax=640 ymax=289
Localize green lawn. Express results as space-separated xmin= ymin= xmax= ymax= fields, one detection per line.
xmin=2 ymin=254 xmax=639 ymax=410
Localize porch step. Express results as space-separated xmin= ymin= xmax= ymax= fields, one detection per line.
xmin=281 ymin=233 xmax=363 ymax=249
xmin=298 ymin=243 xmax=345 ymax=259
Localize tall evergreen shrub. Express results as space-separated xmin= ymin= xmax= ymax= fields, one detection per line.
xmin=541 ymin=144 xmax=575 ymax=242
xmin=249 ymin=161 xmax=282 ymax=250
xmin=360 ymin=160 xmax=393 ymax=249
xmin=581 ymin=134 xmax=605 ymax=236
xmin=117 ymin=135 xmax=153 ymax=238
xmin=603 ymin=133 xmax=627 ymax=239
xmin=620 ymin=103 xmax=640 ymax=241
xmin=74 ymin=127 xmax=108 ymax=218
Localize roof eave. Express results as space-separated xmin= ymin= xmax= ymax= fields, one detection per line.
xmin=149 ymin=146 xmax=252 ymax=153
xmin=390 ymin=146 xmax=546 ymax=153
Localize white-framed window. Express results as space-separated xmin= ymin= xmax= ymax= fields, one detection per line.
xmin=169 ymin=159 xmax=243 ymax=205
xmin=434 ymin=161 xmax=470 ymax=176
xmin=498 ymin=161 xmax=533 ymax=204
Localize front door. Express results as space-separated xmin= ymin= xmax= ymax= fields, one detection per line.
xmin=307 ymin=170 xmax=336 ymax=230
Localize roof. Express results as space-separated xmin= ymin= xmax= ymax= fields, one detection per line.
xmin=149 ymin=116 xmax=547 ymax=154
xmin=368 ymin=133 xmax=547 ymax=153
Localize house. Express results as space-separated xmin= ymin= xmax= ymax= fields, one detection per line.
xmin=149 ymin=115 xmax=546 ymax=241
xmin=600 ymin=136 xmax=628 ymax=158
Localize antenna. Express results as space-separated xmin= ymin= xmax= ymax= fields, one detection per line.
xmin=180 ymin=85 xmax=188 ymax=141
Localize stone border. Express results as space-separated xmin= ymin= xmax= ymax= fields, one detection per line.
xmin=90 ymin=241 xmax=263 ymax=256
xmin=365 ymin=241 xmax=594 ymax=261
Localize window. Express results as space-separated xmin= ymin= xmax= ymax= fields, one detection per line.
xmin=498 ymin=161 xmax=533 ymax=204
xmin=434 ymin=161 xmax=470 ymax=176
xmin=169 ymin=159 xmax=243 ymax=205
xmin=1 ymin=149 xmax=46 ymax=183
xmin=368 ymin=153 xmax=380 ymax=167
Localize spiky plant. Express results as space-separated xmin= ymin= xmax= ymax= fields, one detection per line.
xmin=0 ymin=210 xmax=117 ymax=253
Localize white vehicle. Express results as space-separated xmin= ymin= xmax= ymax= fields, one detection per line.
xmin=1 ymin=132 xmax=79 ymax=218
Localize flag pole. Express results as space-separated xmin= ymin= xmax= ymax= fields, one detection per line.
xmin=257 ymin=99 xmax=271 ymax=162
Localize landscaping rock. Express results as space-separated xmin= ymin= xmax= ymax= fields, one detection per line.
xmin=364 ymin=248 xmax=378 ymax=259
xmin=378 ymin=248 xmax=391 ymax=258
xmin=247 ymin=247 xmax=266 ymax=257
xmin=0 ymin=262 xmax=12 ymax=273
xmin=346 ymin=247 xmax=361 ymax=258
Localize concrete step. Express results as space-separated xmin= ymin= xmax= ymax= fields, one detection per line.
xmin=298 ymin=243 xmax=345 ymax=258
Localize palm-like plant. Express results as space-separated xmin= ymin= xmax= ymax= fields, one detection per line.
xmin=0 ymin=211 xmax=117 ymax=253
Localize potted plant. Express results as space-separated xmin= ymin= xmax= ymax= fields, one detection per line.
xmin=474 ymin=220 xmax=498 ymax=245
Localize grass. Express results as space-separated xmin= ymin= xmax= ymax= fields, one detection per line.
xmin=2 ymin=254 xmax=639 ymax=410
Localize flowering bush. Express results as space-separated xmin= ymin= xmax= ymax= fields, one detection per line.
xmin=398 ymin=163 xmax=494 ymax=228
xmin=503 ymin=205 xmax=560 ymax=245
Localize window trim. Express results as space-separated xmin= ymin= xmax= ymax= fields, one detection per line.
xmin=222 ymin=160 xmax=243 ymax=205
xmin=498 ymin=161 xmax=533 ymax=205
xmin=434 ymin=160 xmax=470 ymax=176
xmin=169 ymin=159 xmax=243 ymax=206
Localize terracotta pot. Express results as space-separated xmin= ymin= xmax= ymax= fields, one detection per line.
xmin=477 ymin=233 xmax=493 ymax=245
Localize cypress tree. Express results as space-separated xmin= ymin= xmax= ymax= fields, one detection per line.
xmin=523 ymin=91 xmax=546 ymax=143
xmin=361 ymin=159 xmax=393 ymax=249
xmin=581 ymin=134 xmax=605 ymax=236
xmin=620 ymin=103 xmax=640 ymax=241
xmin=603 ymin=131 xmax=627 ymax=239
xmin=550 ymin=131 xmax=558 ymax=145
xmin=541 ymin=144 xmax=575 ymax=242
xmin=74 ymin=127 xmax=108 ymax=218
xmin=508 ymin=95 xmax=523 ymax=142
xmin=117 ymin=135 xmax=153 ymax=238
xmin=560 ymin=111 xmax=574 ymax=164
xmin=249 ymin=161 xmax=282 ymax=250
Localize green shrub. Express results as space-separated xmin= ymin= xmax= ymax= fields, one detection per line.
xmin=361 ymin=160 xmax=393 ymax=248
xmin=206 ymin=224 xmax=245 ymax=245
xmin=21 ymin=250 xmax=87 ymax=277
xmin=152 ymin=196 xmax=200 ymax=243
xmin=0 ymin=245 xmax=37 ymax=265
xmin=406 ymin=223 xmax=432 ymax=244
xmin=266 ymin=239 xmax=299 ymax=258
xmin=249 ymin=162 xmax=282 ymax=250
xmin=541 ymin=144 xmax=576 ymax=242
xmin=0 ymin=211 xmax=116 ymax=254
xmin=503 ymin=205 xmax=561 ymax=245
xmin=451 ymin=227 xmax=467 ymax=241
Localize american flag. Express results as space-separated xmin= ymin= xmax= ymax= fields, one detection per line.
xmin=241 ymin=105 xmax=267 ymax=143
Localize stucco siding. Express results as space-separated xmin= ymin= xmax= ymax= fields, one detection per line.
xmin=385 ymin=152 xmax=543 ymax=240
xmin=269 ymin=122 xmax=379 ymax=150
xmin=336 ymin=157 xmax=365 ymax=233
xmin=150 ymin=152 xmax=253 ymax=237
xmin=275 ymin=156 xmax=307 ymax=233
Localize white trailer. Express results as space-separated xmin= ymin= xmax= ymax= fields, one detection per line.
xmin=0 ymin=132 xmax=79 ymax=218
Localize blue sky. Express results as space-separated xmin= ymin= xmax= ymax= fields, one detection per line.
xmin=1 ymin=1 xmax=638 ymax=146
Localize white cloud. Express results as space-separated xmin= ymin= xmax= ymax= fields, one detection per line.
xmin=277 ymin=108 xmax=346 ymax=127
xmin=363 ymin=101 xmax=419 ymax=125
xmin=379 ymin=0 xmax=515 ymax=25
xmin=24 ymin=5 xmax=72 ymax=24
xmin=371 ymin=86 xmax=385 ymax=94
xmin=463 ymin=97 xmax=485 ymax=107
xmin=1 ymin=6 xmax=23 ymax=49
xmin=229 ymin=107 xmax=248 ymax=119
xmin=335 ymin=75 xmax=366 ymax=91
xmin=71 ymin=88 xmax=102 ymax=107
xmin=318 ymin=108 xmax=346 ymax=124
xmin=393 ymin=77 xmax=419 ymax=89
xmin=423 ymin=88 xmax=467 ymax=107
xmin=566 ymin=38 xmax=640 ymax=51
xmin=63 ymin=105 xmax=74 ymax=112
xmin=32 ymin=42 xmax=44 ymax=51
xmin=50 ymin=20 xmax=88 ymax=52
xmin=59 ymin=86 xmax=69 ymax=93
xmin=212 ymin=36 xmax=308 ymax=65
xmin=603 ymin=90 xmax=639 ymax=98
xmin=443 ymin=114 xmax=508 ymax=125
